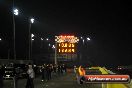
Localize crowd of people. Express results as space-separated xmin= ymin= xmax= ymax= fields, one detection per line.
xmin=40 ymin=64 xmax=67 ymax=81
xmin=0 ymin=63 xmax=67 ymax=88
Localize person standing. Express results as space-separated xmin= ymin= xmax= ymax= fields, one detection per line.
xmin=41 ymin=64 xmax=46 ymax=81
xmin=53 ymin=64 xmax=57 ymax=73
xmin=26 ymin=64 xmax=35 ymax=88
xmin=62 ymin=64 xmax=66 ymax=74
xmin=46 ymin=64 xmax=52 ymax=80
xmin=74 ymin=65 xmax=77 ymax=74
xmin=78 ymin=66 xmax=86 ymax=84
xmin=0 ymin=65 xmax=4 ymax=88
xmin=57 ymin=65 xmax=61 ymax=75
xmin=14 ymin=67 xmax=20 ymax=88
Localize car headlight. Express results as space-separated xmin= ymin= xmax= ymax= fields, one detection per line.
xmin=6 ymin=75 xmax=10 ymax=78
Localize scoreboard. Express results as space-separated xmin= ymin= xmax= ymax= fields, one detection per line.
xmin=55 ymin=35 xmax=79 ymax=54
xmin=57 ymin=42 xmax=76 ymax=53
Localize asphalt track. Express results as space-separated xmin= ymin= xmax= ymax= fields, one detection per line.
xmin=3 ymin=73 xmax=102 ymax=88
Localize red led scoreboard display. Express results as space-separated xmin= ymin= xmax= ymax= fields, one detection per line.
xmin=55 ymin=35 xmax=79 ymax=54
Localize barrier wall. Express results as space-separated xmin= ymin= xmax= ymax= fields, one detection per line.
xmin=99 ymin=67 xmax=129 ymax=88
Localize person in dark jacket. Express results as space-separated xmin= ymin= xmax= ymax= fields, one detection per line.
xmin=14 ymin=67 xmax=20 ymax=88
xmin=57 ymin=65 xmax=61 ymax=75
xmin=46 ymin=64 xmax=52 ymax=80
xmin=62 ymin=64 xmax=67 ymax=74
xmin=0 ymin=65 xmax=4 ymax=88
xmin=41 ymin=64 xmax=47 ymax=81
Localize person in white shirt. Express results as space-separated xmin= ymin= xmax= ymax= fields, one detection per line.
xmin=26 ymin=64 xmax=35 ymax=88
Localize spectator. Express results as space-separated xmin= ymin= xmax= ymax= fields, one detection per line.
xmin=46 ymin=64 xmax=52 ymax=80
xmin=62 ymin=64 xmax=67 ymax=74
xmin=41 ymin=64 xmax=47 ymax=81
xmin=14 ymin=67 xmax=20 ymax=88
xmin=74 ymin=65 xmax=77 ymax=74
xmin=57 ymin=65 xmax=61 ymax=75
xmin=26 ymin=64 xmax=35 ymax=88
xmin=53 ymin=64 xmax=57 ymax=73
xmin=78 ymin=66 xmax=86 ymax=84
xmin=0 ymin=65 xmax=4 ymax=88
xmin=33 ymin=65 xmax=38 ymax=77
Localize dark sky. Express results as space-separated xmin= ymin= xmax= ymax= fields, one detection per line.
xmin=0 ymin=0 xmax=131 ymax=66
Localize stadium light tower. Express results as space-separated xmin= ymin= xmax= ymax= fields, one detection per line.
xmin=13 ymin=8 xmax=19 ymax=60
xmin=29 ymin=18 xmax=35 ymax=60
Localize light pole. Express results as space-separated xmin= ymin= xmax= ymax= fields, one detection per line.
xmin=31 ymin=34 xmax=34 ymax=61
xmin=52 ymin=44 xmax=57 ymax=65
xmin=29 ymin=18 xmax=34 ymax=60
xmin=13 ymin=8 xmax=19 ymax=60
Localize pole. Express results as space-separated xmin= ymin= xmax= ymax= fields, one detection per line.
xmin=8 ymin=49 xmax=10 ymax=60
xmin=29 ymin=23 xmax=31 ymax=60
xmin=31 ymin=37 xmax=32 ymax=60
xmin=55 ymin=42 xmax=57 ymax=65
xmin=12 ymin=1 xmax=16 ymax=60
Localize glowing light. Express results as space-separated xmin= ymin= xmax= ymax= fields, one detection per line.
xmin=62 ymin=43 xmax=64 ymax=47
xmin=31 ymin=34 xmax=34 ymax=38
xmin=13 ymin=8 xmax=19 ymax=15
xmin=0 ymin=38 xmax=1 ymax=41
xmin=32 ymin=39 xmax=34 ymax=41
xmin=83 ymin=39 xmax=85 ymax=44
xmin=48 ymin=44 xmax=51 ymax=47
xmin=46 ymin=38 xmax=49 ymax=41
xmin=62 ymin=49 xmax=64 ymax=53
xmin=69 ymin=44 xmax=71 ymax=47
xmin=72 ymin=44 xmax=75 ymax=47
xmin=56 ymin=35 xmax=78 ymax=53
xmin=30 ymin=18 xmax=34 ymax=23
xmin=58 ymin=48 xmax=75 ymax=53
xmin=64 ymin=43 xmax=67 ymax=47
xmin=87 ymin=37 xmax=90 ymax=41
xmin=55 ymin=35 xmax=79 ymax=43
xmin=65 ymin=49 xmax=67 ymax=52
xmin=72 ymin=49 xmax=75 ymax=52
xmin=41 ymin=38 xmax=43 ymax=40
xmin=52 ymin=45 xmax=55 ymax=49
xmin=68 ymin=49 xmax=71 ymax=52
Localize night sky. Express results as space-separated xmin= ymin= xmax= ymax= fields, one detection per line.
xmin=0 ymin=0 xmax=131 ymax=66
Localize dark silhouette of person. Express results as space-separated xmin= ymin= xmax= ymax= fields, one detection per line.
xmin=0 ymin=65 xmax=4 ymax=88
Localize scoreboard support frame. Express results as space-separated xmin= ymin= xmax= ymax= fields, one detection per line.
xmin=55 ymin=42 xmax=57 ymax=65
